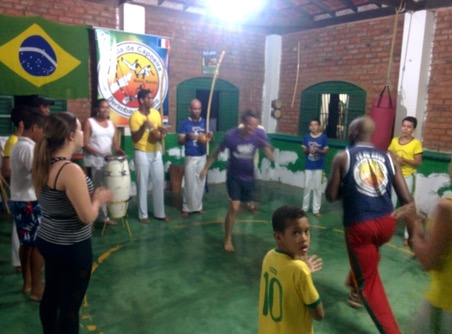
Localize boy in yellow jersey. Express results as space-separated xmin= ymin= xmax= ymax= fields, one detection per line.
xmin=129 ymin=89 xmax=169 ymax=223
xmin=388 ymin=116 xmax=423 ymax=244
xmin=259 ymin=205 xmax=324 ymax=334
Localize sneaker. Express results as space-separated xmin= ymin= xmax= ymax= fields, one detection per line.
xmin=347 ymin=292 xmax=363 ymax=308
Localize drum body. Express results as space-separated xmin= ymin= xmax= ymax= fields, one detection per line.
xmin=169 ymin=164 xmax=185 ymax=193
xmin=104 ymin=156 xmax=130 ymax=218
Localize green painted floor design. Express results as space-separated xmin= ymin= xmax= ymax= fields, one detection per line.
xmin=0 ymin=182 xmax=428 ymax=334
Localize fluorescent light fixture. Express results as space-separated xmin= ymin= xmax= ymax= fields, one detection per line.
xmin=205 ymin=0 xmax=266 ymax=22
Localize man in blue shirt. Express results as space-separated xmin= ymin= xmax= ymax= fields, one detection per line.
xmin=178 ymin=99 xmax=212 ymax=217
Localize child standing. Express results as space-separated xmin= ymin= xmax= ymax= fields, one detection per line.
xmin=258 ymin=205 xmax=324 ymax=334
xmin=302 ymin=119 xmax=329 ymax=218
xmin=10 ymin=108 xmax=45 ymax=300
xmin=388 ymin=116 xmax=423 ymax=243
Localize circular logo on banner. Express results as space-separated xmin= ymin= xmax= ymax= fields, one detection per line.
xmin=98 ymin=41 xmax=167 ymax=120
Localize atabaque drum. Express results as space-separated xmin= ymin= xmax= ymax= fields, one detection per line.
xmin=104 ymin=155 xmax=130 ymax=218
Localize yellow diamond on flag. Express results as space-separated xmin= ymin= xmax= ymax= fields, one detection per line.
xmin=0 ymin=23 xmax=81 ymax=87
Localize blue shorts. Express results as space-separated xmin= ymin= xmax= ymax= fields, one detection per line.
xmin=226 ymin=177 xmax=255 ymax=202
xmin=11 ymin=201 xmax=41 ymax=247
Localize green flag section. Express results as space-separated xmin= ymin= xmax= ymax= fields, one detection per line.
xmin=0 ymin=15 xmax=89 ymax=99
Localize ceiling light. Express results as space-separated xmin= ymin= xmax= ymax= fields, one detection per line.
xmin=205 ymin=0 xmax=266 ymax=23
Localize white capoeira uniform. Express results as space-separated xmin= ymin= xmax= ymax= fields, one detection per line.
xmin=178 ymin=117 xmax=208 ymax=213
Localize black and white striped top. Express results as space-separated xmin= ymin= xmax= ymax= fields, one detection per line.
xmin=37 ymin=173 xmax=94 ymax=245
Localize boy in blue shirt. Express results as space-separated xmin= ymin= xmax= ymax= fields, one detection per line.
xmin=302 ymin=119 xmax=329 ymax=218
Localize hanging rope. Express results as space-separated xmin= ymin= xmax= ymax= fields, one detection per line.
xmin=291 ymin=42 xmax=301 ymax=108
xmin=386 ymin=0 xmax=405 ymax=89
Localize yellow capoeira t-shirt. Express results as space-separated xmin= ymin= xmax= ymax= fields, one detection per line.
xmin=388 ymin=137 xmax=423 ymax=177
xmin=258 ymin=249 xmax=321 ymax=334
xmin=129 ymin=109 xmax=162 ymax=153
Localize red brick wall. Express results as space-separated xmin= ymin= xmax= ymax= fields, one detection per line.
xmin=0 ymin=1 xmax=266 ymax=129
xmin=2 ymin=2 xmax=452 ymax=152
xmin=278 ymin=15 xmax=404 ymax=135
xmin=423 ymin=7 xmax=452 ymax=151
xmin=144 ymin=7 xmax=266 ymax=129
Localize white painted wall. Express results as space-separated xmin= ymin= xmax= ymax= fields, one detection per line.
xmin=396 ymin=10 xmax=434 ymax=139
xmin=262 ymin=35 xmax=281 ymax=133
xmin=119 ymin=3 xmax=146 ymax=34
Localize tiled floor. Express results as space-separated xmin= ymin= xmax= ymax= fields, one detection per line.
xmin=0 ymin=181 xmax=427 ymax=333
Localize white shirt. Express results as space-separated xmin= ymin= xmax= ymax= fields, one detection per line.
xmin=10 ymin=136 xmax=37 ymax=201
xmin=83 ymin=118 xmax=115 ymax=169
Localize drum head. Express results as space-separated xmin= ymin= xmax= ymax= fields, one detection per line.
xmin=104 ymin=155 xmax=128 ymax=162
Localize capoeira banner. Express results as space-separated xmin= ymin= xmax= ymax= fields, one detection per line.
xmin=0 ymin=14 xmax=89 ymax=99
xmin=95 ymin=28 xmax=170 ymax=127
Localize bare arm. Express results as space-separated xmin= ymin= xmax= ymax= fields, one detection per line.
xmin=59 ymin=163 xmax=112 ymax=224
xmin=199 ymin=146 xmax=221 ymax=180
xmin=262 ymin=145 xmax=274 ymax=162
xmin=112 ymin=125 xmax=125 ymax=155
xmin=391 ymin=156 xmax=414 ymax=205
xmin=412 ymin=198 xmax=452 ymax=270
xmin=400 ymin=153 xmax=422 ymax=168
xmin=319 ymin=147 xmax=329 ymax=155
xmin=131 ymin=120 xmax=151 ymax=144
xmin=1 ymin=157 xmax=10 ymax=178
xmin=177 ymin=133 xmax=187 ymax=146
xmin=310 ymin=302 xmax=325 ymax=321
xmin=325 ymin=152 xmax=346 ymax=202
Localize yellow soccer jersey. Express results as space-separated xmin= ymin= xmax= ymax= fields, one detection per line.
xmin=388 ymin=137 xmax=423 ymax=177
xmin=258 ymin=249 xmax=321 ymax=334
xmin=129 ymin=109 xmax=162 ymax=153
xmin=3 ymin=134 xmax=18 ymax=157
xmin=426 ymin=197 xmax=452 ymax=311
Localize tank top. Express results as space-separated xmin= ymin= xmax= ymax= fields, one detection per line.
xmin=83 ymin=118 xmax=115 ymax=168
xmin=342 ymin=144 xmax=395 ymax=226
xmin=37 ymin=161 xmax=94 ymax=245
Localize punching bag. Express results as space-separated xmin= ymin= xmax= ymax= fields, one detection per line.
xmin=370 ymin=86 xmax=396 ymax=151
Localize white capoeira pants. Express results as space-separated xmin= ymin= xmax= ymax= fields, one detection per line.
xmin=391 ymin=173 xmax=415 ymax=239
xmin=182 ymin=155 xmax=207 ymax=213
xmin=302 ymin=169 xmax=323 ymax=214
xmin=134 ymin=150 xmax=166 ymax=219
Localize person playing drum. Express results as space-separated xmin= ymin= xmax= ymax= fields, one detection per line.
xmin=83 ymin=99 xmax=124 ymax=226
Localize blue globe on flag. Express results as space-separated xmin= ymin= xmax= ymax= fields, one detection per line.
xmin=19 ymin=35 xmax=57 ymax=76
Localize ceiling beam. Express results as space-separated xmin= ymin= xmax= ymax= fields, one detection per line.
xmin=260 ymin=6 xmax=396 ymax=35
xmin=425 ymin=0 xmax=452 ymax=10
xmin=337 ymin=0 xmax=358 ymax=13
xmin=183 ymin=0 xmax=196 ymax=11
xmin=307 ymin=0 xmax=336 ymax=17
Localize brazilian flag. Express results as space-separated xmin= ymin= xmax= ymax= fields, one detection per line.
xmin=0 ymin=15 xmax=89 ymax=99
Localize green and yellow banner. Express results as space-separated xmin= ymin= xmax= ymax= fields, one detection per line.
xmin=0 ymin=15 xmax=89 ymax=99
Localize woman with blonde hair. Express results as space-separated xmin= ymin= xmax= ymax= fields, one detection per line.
xmin=33 ymin=112 xmax=112 ymax=333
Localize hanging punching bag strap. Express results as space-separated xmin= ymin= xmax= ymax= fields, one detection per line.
xmin=377 ymin=85 xmax=393 ymax=109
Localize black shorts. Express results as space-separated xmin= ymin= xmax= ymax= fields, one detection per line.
xmin=226 ymin=177 xmax=255 ymax=202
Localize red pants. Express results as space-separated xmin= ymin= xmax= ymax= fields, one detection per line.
xmin=345 ymin=215 xmax=401 ymax=334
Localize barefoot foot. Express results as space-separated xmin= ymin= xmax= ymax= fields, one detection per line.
xmin=224 ymin=241 xmax=235 ymax=252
